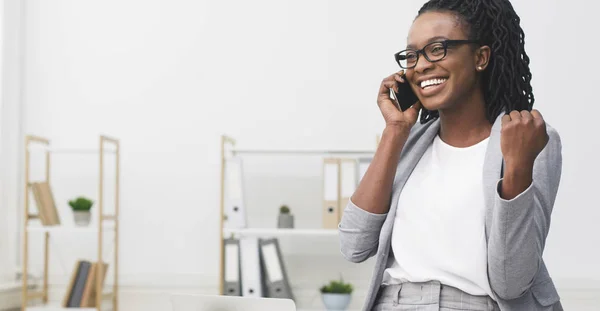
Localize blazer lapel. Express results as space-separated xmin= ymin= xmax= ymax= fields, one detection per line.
xmin=483 ymin=112 xmax=505 ymax=240
xmin=387 ymin=119 xmax=441 ymax=221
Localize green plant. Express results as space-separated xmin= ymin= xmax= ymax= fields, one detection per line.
xmin=68 ymin=197 xmax=94 ymax=211
xmin=279 ymin=205 xmax=290 ymax=214
xmin=320 ymin=279 xmax=353 ymax=294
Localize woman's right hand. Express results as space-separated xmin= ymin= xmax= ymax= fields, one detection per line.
xmin=347 ymin=71 xmax=421 ymax=217
xmin=377 ymin=71 xmax=422 ymax=131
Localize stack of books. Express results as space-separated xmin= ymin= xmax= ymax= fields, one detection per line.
xmin=62 ymin=260 xmax=109 ymax=307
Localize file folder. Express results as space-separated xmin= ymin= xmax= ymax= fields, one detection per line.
xmin=223 ymin=238 xmax=241 ymax=296
xmin=340 ymin=158 xmax=357 ymax=221
xmin=322 ymin=158 xmax=340 ymax=229
xmin=240 ymin=237 xmax=264 ymax=298
xmin=224 ymin=157 xmax=247 ymax=229
xmin=259 ymin=238 xmax=294 ymax=300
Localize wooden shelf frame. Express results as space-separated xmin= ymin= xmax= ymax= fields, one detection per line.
xmin=21 ymin=135 xmax=120 ymax=311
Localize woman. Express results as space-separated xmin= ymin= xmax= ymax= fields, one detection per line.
xmin=339 ymin=0 xmax=563 ymax=310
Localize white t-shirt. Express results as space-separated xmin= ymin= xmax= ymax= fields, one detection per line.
xmin=382 ymin=134 xmax=495 ymax=299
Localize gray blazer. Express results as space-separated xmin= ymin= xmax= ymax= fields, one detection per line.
xmin=339 ymin=112 xmax=563 ymax=311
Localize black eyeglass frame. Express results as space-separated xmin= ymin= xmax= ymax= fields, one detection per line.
xmin=394 ymin=39 xmax=480 ymax=69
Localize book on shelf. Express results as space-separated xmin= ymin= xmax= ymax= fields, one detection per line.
xmin=30 ymin=182 xmax=61 ymax=226
xmin=63 ymin=260 xmax=109 ymax=307
xmin=81 ymin=261 xmax=109 ymax=307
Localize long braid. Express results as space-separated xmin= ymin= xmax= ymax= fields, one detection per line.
xmin=416 ymin=0 xmax=533 ymax=124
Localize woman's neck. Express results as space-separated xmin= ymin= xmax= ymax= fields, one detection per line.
xmin=437 ymin=89 xmax=492 ymax=148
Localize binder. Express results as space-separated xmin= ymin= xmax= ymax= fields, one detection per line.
xmin=339 ymin=158 xmax=357 ymax=221
xmin=259 ymin=238 xmax=293 ymax=300
xmin=240 ymin=237 xmax=264 ymax=297
xmin=224 ymin=157 xmax=247 ymax=229
xmin=223 ymin=238 xmax=241 ymax=296
xmin=322 ymin=158 xmax=340 ymax=229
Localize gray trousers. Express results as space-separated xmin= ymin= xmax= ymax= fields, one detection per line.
xmin=372 ymin=281 xmax=500 ymax=311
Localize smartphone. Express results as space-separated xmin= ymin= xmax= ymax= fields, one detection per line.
xmin=390 ymin=75 xmax=419 ymax=111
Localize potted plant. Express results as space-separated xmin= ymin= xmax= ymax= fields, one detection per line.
xmin=320 ymin=278 xmax=353 ymax=310
xmin=277 ymin=205 xmax=294 ymax=229
xmin=69 ymin=197 xmax=94 ymax=226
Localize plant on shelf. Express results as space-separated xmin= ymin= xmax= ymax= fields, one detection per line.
xmin=69 ymin=196 xmax=94 ymax=226
xmin=320 ymin=278 xmax=353 ymax=311
xmin=277 ymin=204 xmax=294 ymax=229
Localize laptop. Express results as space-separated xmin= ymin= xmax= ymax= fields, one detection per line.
xmin=171 ymin=294 xmax=297 ymax=311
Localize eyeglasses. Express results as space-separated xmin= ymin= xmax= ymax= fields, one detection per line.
xmin=394 ymin=39 xmax=480 ymax=69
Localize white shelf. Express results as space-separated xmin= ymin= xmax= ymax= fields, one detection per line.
xmin=223 ymin=228 xmax=339 ymax=237
xmin=27 ymin=223 xmax=115 ymax=234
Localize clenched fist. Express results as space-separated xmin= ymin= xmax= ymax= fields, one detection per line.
xmin=501 ymin=110 xmax=549 ymax=167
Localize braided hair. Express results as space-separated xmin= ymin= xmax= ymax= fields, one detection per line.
xmin=416 ymin=0 xmax=533 ymax=124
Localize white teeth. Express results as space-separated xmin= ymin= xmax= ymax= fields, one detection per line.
xmin=421 ymin=78 xmax=447 ymax=88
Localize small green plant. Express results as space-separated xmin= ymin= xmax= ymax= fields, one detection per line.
xmin=279 ymin=205 xmax=290 ymax=214
xmin=320 ymin=279 xmax=353 ymax=294
xmin=69 ymin=197 xmax=94 ymax=211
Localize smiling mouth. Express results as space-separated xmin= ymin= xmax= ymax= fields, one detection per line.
xmin=420 ymin=78 xmax=448 ymax=89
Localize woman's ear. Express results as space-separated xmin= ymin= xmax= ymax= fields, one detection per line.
xmin=475 ymin=45 xmax=491 ymax=71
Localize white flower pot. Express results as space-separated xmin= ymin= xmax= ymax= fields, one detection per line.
xmin=73 ymin=211 xmax=91 ymax=226
xmin=321 ymin=293 xmax=352 ymax=311
xmin=278 ymin=214 xmax=294 ymax=228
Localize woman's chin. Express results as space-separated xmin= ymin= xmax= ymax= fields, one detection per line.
xmin=419 ymin=95 xmax=452 ymax=112
xmin=420 ymin=101 xmax=443 ymax=112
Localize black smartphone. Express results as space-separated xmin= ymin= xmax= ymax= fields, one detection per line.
xmin=391 ymin=76 xmax=419 ymax=111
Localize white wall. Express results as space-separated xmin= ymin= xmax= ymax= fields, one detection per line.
xmin=20 ymin=2 xmax=386 ymax=307
xmin=0 ymin=0 xmax=6 ymax=284
xmin=1 ymin=0 xmax=24 ymax=284
xmin=13 ymin=0 xmax=600 ymax=309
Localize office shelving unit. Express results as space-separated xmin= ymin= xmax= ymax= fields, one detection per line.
xmin=218 ymin=134 xmax=376 ymax=295
xmin=21 ymin=135 xmax=120 ymax=311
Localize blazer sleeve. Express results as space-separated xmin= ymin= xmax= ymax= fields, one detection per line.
xmin=487 ymin=126 xmax=562 ymax=300
xmin=338 ymin=198 xmax=387 ymax=263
